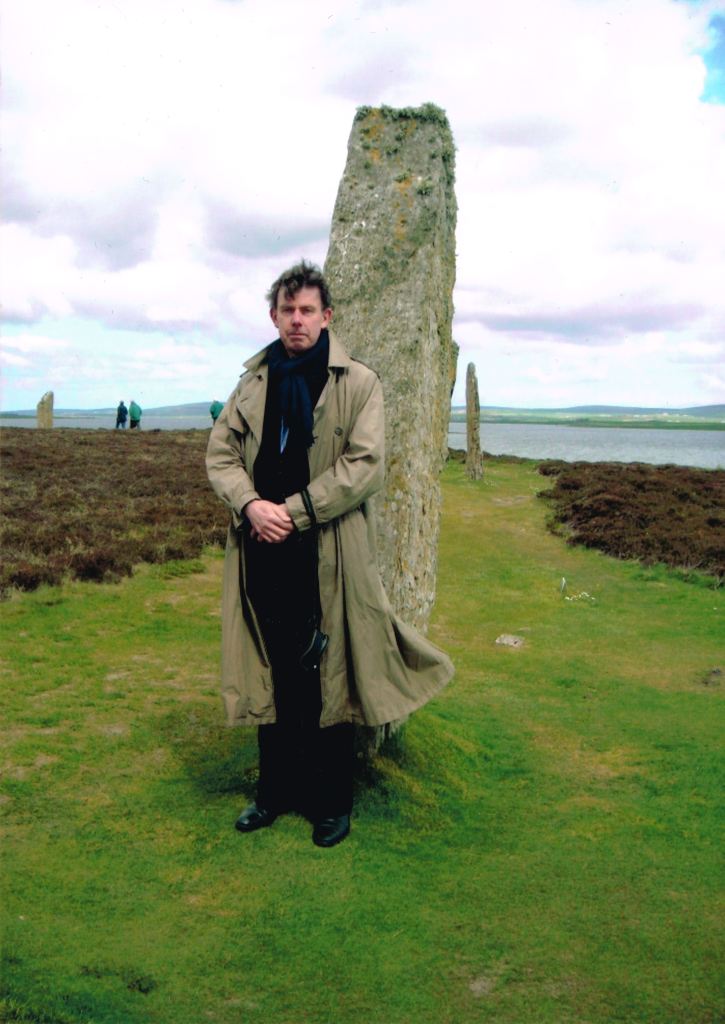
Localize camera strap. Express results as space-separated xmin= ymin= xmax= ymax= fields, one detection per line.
xmin=301 ymin=488 xmax=323 ymax=630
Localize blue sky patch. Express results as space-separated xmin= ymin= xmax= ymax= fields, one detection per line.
xmin=701 ymin=13 xmax=725 ymax=102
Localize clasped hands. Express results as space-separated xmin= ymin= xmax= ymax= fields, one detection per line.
xmin=244 ymin=499 xmax=294 ymax=543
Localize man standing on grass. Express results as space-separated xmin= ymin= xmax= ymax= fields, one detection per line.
xmin=129 ymin=400 xmax=142 ymax=429
xmin=206 ymin=261 xmax=452 ymax=848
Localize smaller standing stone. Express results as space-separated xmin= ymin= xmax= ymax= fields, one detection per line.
xmin=37 ymin=391 xmax=54 ymax=429
xmin=465 ymin=363 xmax=483 ymax=480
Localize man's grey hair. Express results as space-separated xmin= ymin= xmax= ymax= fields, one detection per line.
xmin=266 ymin=260 xmax=333 ymax=311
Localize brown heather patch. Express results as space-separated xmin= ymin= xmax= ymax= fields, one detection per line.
xmin=0 ymin=427 xmax=228 ymax=595
xmin=538 ymin=460 xmax=724 ymax=582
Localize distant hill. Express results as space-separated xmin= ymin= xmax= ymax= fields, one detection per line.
xmin=548 ymin=405 xmax=725 ymax=418
xmin=3 ymin=402 xmax=724 ymax=419
xmin=141 ymin=402 xmax=212 ymax=416
xmin=449 ymin=404 xmax=725 ymax=418
xmin=1 ymin=402 xmax=213 ymax=417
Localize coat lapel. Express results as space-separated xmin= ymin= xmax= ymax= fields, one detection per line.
xmin=238 ymin=354 xmax=269 ymax=444
xmin=314 ymin=331 xmax=350 ymax=411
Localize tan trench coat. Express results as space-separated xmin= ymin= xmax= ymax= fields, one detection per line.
xmin=206 ymin=332 xmax=453 ymax=728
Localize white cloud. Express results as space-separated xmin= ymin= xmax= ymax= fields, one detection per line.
xmin=0 ymin=351 xmax=31 ymax=368
xmin=1 ymin=334 xmax=73 ymax=355
xmin=697 ymin=369 xmax=725 ymax=394
xmin=1 ymin=0 xmax=724 ymax=409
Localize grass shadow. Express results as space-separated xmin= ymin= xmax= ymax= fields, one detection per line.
xmin=157 ymin=704 xmax=258 ymax=799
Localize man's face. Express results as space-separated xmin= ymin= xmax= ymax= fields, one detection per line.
xmin=270 ymin=286 xmax=332 ymax=358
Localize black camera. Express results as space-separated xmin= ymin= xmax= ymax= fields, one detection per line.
xmin=299 ymin=627 xmax=329 ymax=671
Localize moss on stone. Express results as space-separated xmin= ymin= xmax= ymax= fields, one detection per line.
xmin=325 ymin=104 xmax=457 ymax=630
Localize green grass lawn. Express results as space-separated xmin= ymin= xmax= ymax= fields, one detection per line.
xmin=1 ymin=461 xmax=722 ymax=1024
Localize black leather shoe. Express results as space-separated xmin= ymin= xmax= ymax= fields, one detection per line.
xmin=234 ymin=804 xmax=278 ymax=833
xmin=312 ymin=814 xmax=351 ymax=848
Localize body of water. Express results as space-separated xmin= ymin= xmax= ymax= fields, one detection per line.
xmin=1 ymin=415 xmax=722 ymax=469
xmin=448 ymin=421 xmax=723 ymax=469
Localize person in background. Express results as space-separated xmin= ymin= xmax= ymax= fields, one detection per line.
xmin=210 ymin=399 xmax=224 ymax=424
xmin=129 ymin=400 xmax=142 ymax=429
xmin=115 ymin=401 xmax=128 ymax=429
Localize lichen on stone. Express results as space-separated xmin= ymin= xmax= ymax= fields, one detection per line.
xmin=325 ymin=104 xmax=458 ymax=631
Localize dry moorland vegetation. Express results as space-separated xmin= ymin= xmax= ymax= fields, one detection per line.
xmin=1 ymin=428 xmax=723 ymax=596
xmin=538 ymin=459 xmax=724 ymax=582
xmin=0 ymin=428 xmax=228 ymax=595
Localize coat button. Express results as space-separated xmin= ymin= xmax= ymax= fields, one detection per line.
xmin=334 ymin=427 xmax=343 ymax=436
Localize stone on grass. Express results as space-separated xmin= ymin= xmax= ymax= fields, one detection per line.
xmin=466 ymin=362 xmax=483 ymax=480
xmin=495 ymin=634 xmax=525 ymax=648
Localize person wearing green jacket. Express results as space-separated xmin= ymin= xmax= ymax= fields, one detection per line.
xmin=210 ymin=399 xmax=224 ymax=424
xmin=129 ymin=400 xmax=142 ymax=429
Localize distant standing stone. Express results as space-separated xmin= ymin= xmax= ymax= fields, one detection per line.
xmin=324 ymin=103 xmax=458 ymax=633
xmin=37 ymin=391 xmax=54 ymax=429
xmin=466 ymin=362 xmax=483 ymax=480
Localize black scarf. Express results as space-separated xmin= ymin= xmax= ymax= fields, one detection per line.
xmin=265 ymin=329 xmax=330 ymax=450
xmin=245 ymin=330 xmax=329 ymax=626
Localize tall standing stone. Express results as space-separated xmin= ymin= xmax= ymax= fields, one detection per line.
xmin=466 ymin=363 xmax=483 ymax=480
xmin=37 ymin=391 xmax=54 ymax=429
xmin=449 ymin=341 xmax=460 ymax=400
xmin=324 ymin=104 xmax=457 ymax=633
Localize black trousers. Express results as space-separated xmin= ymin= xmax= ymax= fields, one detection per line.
xmin=255 ymin=618 xmax=353 ymax=820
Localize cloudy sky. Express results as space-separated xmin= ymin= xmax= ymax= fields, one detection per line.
xmin=2 ymin=0 xmax=724 ymax=411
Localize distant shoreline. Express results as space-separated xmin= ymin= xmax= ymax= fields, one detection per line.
xmin=451 ymin=414 xmax=725 ymax=431
xmin=3 ymin=412 xmax=724 ymax=432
